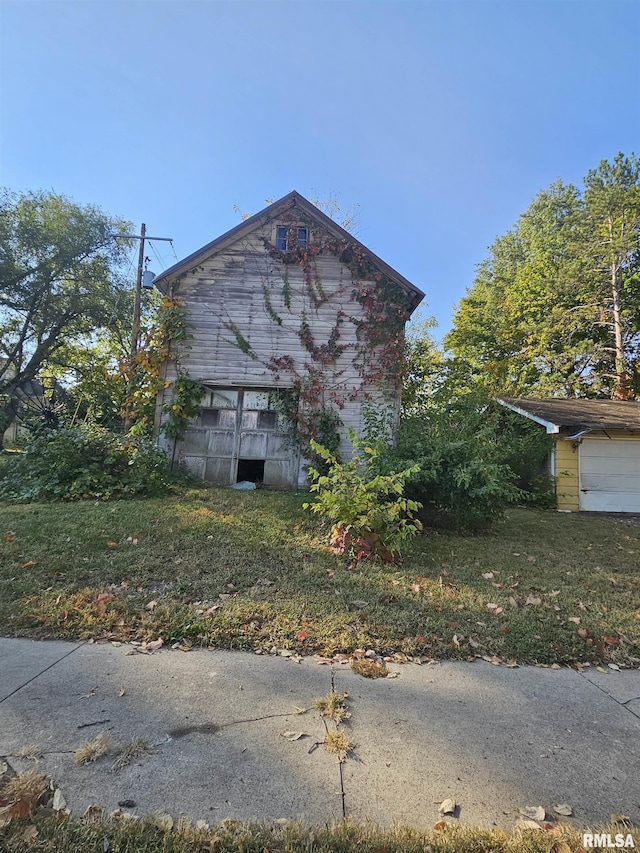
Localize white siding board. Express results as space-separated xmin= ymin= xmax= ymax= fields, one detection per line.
xmin=159 ymin=219 xmax=406 ymax=486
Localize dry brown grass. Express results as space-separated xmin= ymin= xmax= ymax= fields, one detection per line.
xmin=314 ymin=691 xmax=351 ymax=724
xmin=323 ymin=730 xmax=353 ymax=762
xmin=0 ymin=768 xmax=47 ymax=821
xmin=111 ymin=737 xmax=153 ymax=772
xmin=74 ymin=733 xmax=109 ymax=765
xmin=350 ymin=658 xmax=388 ymax=678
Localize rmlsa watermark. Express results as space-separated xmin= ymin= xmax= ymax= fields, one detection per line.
xmin=583 ymin=833 xmax=635 ymax=848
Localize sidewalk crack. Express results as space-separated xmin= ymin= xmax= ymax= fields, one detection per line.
xmin=0 ymin=642 xmax=87 ymax=705
xmin=578 ymin=672 xmax=640 ymax=720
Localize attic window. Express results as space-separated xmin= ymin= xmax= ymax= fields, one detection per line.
xmin=276 ymin=226 xmax=308 ymax=251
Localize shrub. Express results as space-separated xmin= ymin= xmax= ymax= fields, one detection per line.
xmin=0 ymin=425 xmax=173 ymax=502
xmin=378 ymin=403 xmax=520 ymax=532
xmin=304 ymin=431 xmax=422 ymax=563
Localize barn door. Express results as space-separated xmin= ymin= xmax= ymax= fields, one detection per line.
xmin=201 ymin=388 xmax=240 ymax=484
xmin=182 ymin=387 xmax=297 ymax=488
xmin=237 ymin=390 xmax=297 ymax=488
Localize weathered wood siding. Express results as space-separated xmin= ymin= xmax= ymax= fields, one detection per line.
xmin=157 ymin=221 xmax=405 ymax=487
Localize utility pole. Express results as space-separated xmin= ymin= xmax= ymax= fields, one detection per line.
xmin=114 ymin=224 xmax=174 ymax=355
xmin=114 ymin=224 xmax=173 ymax=430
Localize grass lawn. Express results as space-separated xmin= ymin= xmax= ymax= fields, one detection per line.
xmin=2 ymin=813 xmax=638 ymax=853
xmin=1 ymin=487 xmax=639 ymax=666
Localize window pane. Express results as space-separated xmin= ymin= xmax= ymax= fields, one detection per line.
xmin=218 ymin=410 xmax=237 ymax=428
xmin=242 ymin=411 xmax=259 ymax=429
xmin=210 ymin=390 xmax=238 ymax=409
xmin=201 ymin=409 xmax=220 ymax=427
xmin=276 ymin=226 xmax=287 ymax=251
xmin=257 ymin=411 xmax=277 ymax=430
xmin=244 ymin=390 xmax=270 ymax=410
xmin=297 ymin=227 xmax=308 ymax=247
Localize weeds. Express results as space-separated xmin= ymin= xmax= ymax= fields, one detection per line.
xmin=12 ymin=745 xmax=41 ymax=761
xmin=323 ymin=729 xmax=353 ymax=762
xmin=350 ymin=658 xmax=388 ymax=678
xmin=74 ymin=733 xmax=109 ymax=765
xmin=315 ymin=691 xmax=351 ymax=724
xmin=111 ymin=737 xmax=153 ymax=772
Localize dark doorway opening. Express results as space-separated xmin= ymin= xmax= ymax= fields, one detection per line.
xmin=237 ymin=458 xmax=265 ymax=483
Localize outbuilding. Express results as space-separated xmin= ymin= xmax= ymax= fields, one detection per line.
xmin=152 ymin=192 xmax=424 ymax=489
xmin=497 ymin=397 xmax=640 ymax=512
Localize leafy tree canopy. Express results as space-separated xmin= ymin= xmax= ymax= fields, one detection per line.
xmin=0 ymin=189 xmax=132 ymax=442
xmin=446 ymin=153 xmax=640 ymax=398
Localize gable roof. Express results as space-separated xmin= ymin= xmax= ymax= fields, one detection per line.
xmin=496 ymin=397 xmax=640 ymax=434
xmin=153 ymin=191 xmax=425 ymax=312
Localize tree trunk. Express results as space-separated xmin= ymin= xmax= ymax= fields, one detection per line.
xmin=611 ymin=259 xmax=630 ymax=399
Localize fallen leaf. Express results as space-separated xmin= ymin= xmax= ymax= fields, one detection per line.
xmin=553 ymin=803 xmax=573 ymax=816
xmin=296 ymin=629 xmax=307 ymax=642
xmin=568 ymin=617 xmax=581 ymax=624
xmin=144 ymin=639 xmax=163 ymax=652
xmin=106 ymin=541 xmax=118 ymax=549
xmin=281 ymin=731 xmax=308 ymax=741
xmin=578 ymin=628 xmax=588 ymax=638
xmin=611 ymin=813 xmax=632 ymax=827
xmin=482 ymin=572 xmax=494 ymax=579
xmin=525 ymin=595 xmax=542 ymax=606
xmin=350 ymin=600 xmax=368 ymax=608
xmin=52 ymin=788 xmax=67 ymax=811
xmin=439 ymin=797 xmax=456 ymax=815
xmin=82 ymin=805 xmax=104 ymax=824
xmin=519 ymin=806 xmax=546 ymax=821
xmin=517 ymin=818 xmax=543 ymax=830
xmin=603 ymin=635 xmax=619 ymax=645
xmin=20 ymin=826 xmax=38 ymax=842
xmin=608 ymin=663 xmax=621 ymax=672
xmin=555 ymin=843 xmax=573 ymax=853
xmin=145 ymin=600 xmax=158 ymax=611
xmin=433 ymin=820 xmax=446 ymax=831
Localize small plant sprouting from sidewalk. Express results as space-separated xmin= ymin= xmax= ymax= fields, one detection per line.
xmin=324 ymin=729 xmax=353 ymax=763
xmin=74 ymin=733 xmax=109 ymax=765
xmin=314 ymin=691 xmax=351 ymax=724
xmin=314 ymin=690 xmax=354 ymax=764
xmin=304 ymin=429 xmax=422 ymax=563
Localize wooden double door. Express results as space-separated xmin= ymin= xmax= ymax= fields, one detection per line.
xmin=178 ymin=387 xmax=298 ymax=488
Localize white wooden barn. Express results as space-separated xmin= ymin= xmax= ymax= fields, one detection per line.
xmin=152 ymin=191 xmax=424 ymax=489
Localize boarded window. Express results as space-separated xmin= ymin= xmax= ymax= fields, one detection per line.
xmin=200 ymin=408 xmax=219 ymax=427
xmin=257 ymin=411 xmax=277 ymax=430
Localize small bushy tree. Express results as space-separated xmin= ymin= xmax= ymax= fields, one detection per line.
xmin=378 ymin=394 xmax=551 ymax=531
xmin=0 ymin=425 xmax=172 ymax=502
xmin=304 ymin=431 xmax=422 ymax=563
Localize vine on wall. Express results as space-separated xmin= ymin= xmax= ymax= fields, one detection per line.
xmin=123 ymin=295 xmax=202 ymax=440
xmin=257 ymin=214 xmax=412 ymax=459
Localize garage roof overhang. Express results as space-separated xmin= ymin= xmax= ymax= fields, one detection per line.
xmin=496 ymin=396 xmax=640 ymax=436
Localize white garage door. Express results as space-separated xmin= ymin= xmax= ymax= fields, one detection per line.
xmin=579 ymin=437 xmax=640 ymax=512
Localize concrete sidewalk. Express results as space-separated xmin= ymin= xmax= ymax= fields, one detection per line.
xmin=0 ymin=638 xmax=638 ymax=829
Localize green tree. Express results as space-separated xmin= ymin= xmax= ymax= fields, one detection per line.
xmin=446 ymin=153 xmax=640 ymax=398
xmin=401 ymin=317 xmax=444 ymax=415
xmin=0 ymin=189 xmax=132 ymax=444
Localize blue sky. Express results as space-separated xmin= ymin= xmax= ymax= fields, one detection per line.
xmin=1 ymin=0 xmax=638 ymax=337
